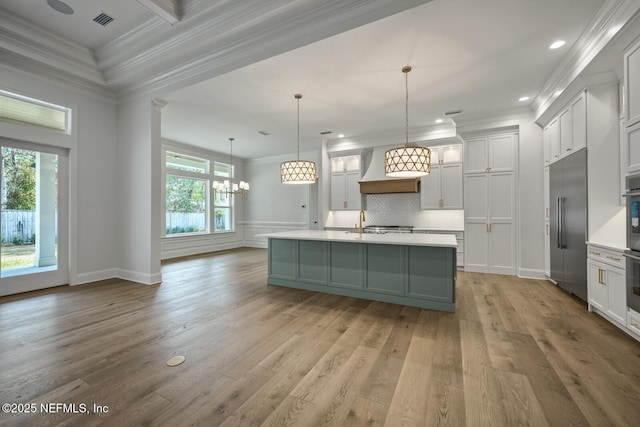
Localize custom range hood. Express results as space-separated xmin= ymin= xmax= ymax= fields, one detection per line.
xmin=359 ymin=145 xmax=422 ymax=194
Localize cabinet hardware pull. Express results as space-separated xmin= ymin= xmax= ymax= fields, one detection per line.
xmin=343 ymin=201 xmax=347 ymax=209
xmin=546 ymin=208 xmax=549 ymax=218
xmin=546 ymin=224 xmax=549 ymax=235
xmin=486 ymin=224 xmax=490 ymax=233
xmin=606 ymin=256 xmax=621 ymax=261
xmin=590 ymin=251 xmax=601 ymax=256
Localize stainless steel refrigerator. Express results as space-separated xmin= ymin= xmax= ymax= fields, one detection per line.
xmin=549 ymin=148 xmax=588 ymax=302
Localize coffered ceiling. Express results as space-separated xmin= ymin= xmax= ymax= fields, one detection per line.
xmin=1 ymin=0 xmax=637 ymax=159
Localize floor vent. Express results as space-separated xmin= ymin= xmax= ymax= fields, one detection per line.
xmin=93 ymin=12 xmax=115 ymax=26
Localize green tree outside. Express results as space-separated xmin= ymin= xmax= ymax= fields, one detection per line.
xmin=2 ymin=147 xmax=36 ymax=210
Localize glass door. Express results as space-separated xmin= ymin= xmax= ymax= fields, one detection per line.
xmin=0 ymin=138 xmax=68 ymax=296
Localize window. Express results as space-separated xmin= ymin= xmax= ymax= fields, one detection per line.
xmin=163 ymin=146 xmax=237 ymax=236
xmin=0 ymin=90 xmax=70 ymax=132
xmin=213 ymin=162 xmax=232 ymax=231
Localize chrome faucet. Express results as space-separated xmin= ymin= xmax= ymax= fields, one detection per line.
xmin=358 ymin=210 xmax=365 ymax=235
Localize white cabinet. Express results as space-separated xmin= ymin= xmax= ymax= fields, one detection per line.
xmin=624 ymin=37 xmax=640 ymax=127
xmin=330 ymin=155 xmax=361 ymax=210
xmin=549 ymin=118 xmax=560 ymax=162
xmin=464 ymin=171 xmax=515 ymax=275
xmin=587 ymin=245 xmax=626 ymax=326
xmin=626 ymin=120 xmax=640 ymax=174
xmin=464 ymin=133 xmax=516 ymax=174
xmin=543 ymin=92 xmax=586 ymax=165
xmin=421 ymin=144 xmax=462 ymax=209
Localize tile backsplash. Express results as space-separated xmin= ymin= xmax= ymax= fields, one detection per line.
xmin=325 ymin=193 xmax=464 ymax=230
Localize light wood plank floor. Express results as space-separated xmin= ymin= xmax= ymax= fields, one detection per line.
xmin=1 ymin=247 xmax=640 ymax=426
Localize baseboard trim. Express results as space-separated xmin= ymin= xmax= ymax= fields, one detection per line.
xmin=517 ymin=268 xmax=547 ymax=280
xmin=73 ymin=268 xmax=118 ymax=285
xmin=117 ymin=269 xmax=162 ymax=285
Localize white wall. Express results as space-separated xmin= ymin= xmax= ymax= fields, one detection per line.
xmin=0 ymin=64 xmax=119 ymax=285
xmin=243 ymin=150 xmax=320 ymax=247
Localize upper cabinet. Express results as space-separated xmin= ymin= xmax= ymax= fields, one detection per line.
xmin=625 ymin=37 xmax=640 ymax=127
xmin=420 ymin=144 xmax=463 ymax=209
xmin=543 ymin=92 xmax=586 ymax=166
xmin=464 ymin=133 xmax=516 ymax=174
xmin=330 ymin=155 xmax=361 ymax=210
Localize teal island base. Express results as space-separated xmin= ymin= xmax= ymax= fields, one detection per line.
xmin=267 ymin=237 xmax=456 ymax=312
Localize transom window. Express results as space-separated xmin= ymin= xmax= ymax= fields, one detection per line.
xmin=0 ymin=90 xmax=70 ymax=132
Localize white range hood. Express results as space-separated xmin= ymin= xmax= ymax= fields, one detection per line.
xmin=359 ymin=145 xmax=421 ymax=194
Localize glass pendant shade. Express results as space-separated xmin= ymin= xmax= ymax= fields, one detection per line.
xmin=280 ymin=160 xmax=317 ymax=184
xmin=384 ymin=146 xmax=431 ymax=177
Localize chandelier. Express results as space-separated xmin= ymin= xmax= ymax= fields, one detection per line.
xmin=213 ymin=137 xmax=249 ymax=199
xmin=281 ymin=94 xmax=318 ymax=184
xmin=385 ymin=66 xmax=431 ymax=177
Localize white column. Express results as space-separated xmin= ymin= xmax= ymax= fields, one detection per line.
xmin=34 ymin=152 xmax=57 ymax=267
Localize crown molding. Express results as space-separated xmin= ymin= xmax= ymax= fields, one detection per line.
xmin=113 ymin=0 xmax=434 ymax=100
xmin=0 ymin=9 xmax=105 ymax=85
xmin=533 ymin=0 xmax=640 ymax=121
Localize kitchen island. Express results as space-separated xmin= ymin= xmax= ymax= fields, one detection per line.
xmin=262 ymin=230 xmax=457 ymax=312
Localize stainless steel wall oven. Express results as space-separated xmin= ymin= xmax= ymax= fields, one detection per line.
xmin=625 ymin=174 xmax=640 ymax=313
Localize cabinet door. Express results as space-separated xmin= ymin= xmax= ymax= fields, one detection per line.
xmin=464 ymin=223 xmax=489 ymax=273
xmin=588 ymin=261 xmax=607 ymax=311
xmin=543 ymin=126 xmax=551 ymax=165
xmin=549 ymin=118 xmax=561 ymax=162
xmin=626 ymin=121 xmax=640 ymax=174
xmin=544 ymin=222 xmax=550 ymax=276
xmin=441 ymin=145 xmax=462 ymax=164
xmin=441 ymin=164 xmax=463 ymax=209
xmin=330 ymin=173 xmax=346 ymax=210
xmin=560 ymin=108 xmax=573 ymax=156
xmin=488 ymin=134 xmax=516 ymax=172
xmin=606 ymin=266 xmax=627 ymax=325
xmin=344 ymin=171 xmax=361 ymax=210
xmin=488 ymin=223 xmax=514 ymax=275
xmin=488 ymin=172 xmax=515 ymax=275
xmin=571 ymin=94 xmax=586 ymax=151
xmin=625 ymin=39 xmax=640 ymax=126
xmin=420 ymin=166 xmax=441 ymax=209
xmin=464 ymin=174 xmax=489 ymax=273
xmin=464 ymin=137 xmax=488 ymax=173
xmin=544 ymin=166 xmax=550 ymax=220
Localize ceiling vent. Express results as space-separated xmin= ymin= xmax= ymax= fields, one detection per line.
xmin=93 ymin=12 xmax=115 ymax=26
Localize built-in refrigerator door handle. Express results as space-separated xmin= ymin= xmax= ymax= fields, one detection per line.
xmin=557 ymin=197 xmax=562 ymax=249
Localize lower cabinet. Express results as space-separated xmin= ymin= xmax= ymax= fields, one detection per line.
xmin=587 ymin=244 xmax=626 ymax=326
xmin=267 ymin=238 xmax=456 ymax=312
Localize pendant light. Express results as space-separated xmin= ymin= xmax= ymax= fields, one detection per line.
xmin=213 ymin=138 xmax=249 ymax=199
xmin=384 ymin=66 xmax=431 ymax=177
xmin=281 ymin=94 xmax=317 ymax=184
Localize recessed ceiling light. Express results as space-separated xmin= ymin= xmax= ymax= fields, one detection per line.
xmin=47 ymin=0 xmax=74 ymax=14
xmin=549 ymin=40 xmax=566 ymax=50
xmin=519 ymin=96 xmax=530 ymax=102
xmin=435 ymin=119 xmax=443 ymax=124
xmin=338 ymin=134 xmax=344 ymax=138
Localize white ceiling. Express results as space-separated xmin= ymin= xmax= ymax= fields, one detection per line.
xmin=1 ymin=0 xmax=629 ymax=159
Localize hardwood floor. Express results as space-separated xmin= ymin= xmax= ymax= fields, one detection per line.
xmin=1 ymin=247 xmax=640 ymax=426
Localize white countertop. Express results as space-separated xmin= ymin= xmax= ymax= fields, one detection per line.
xmin=261 ymin=230 xmax=457 ymax=248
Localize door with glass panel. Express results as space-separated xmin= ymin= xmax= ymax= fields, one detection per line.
xmin=0 ymin=138 xmax=68 ymax=296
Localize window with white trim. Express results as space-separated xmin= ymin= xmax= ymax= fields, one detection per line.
xmin=0 ymin=90 xmax=70 ymax=132
xmin=163 ymin=147 xmax=235 ymax=236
